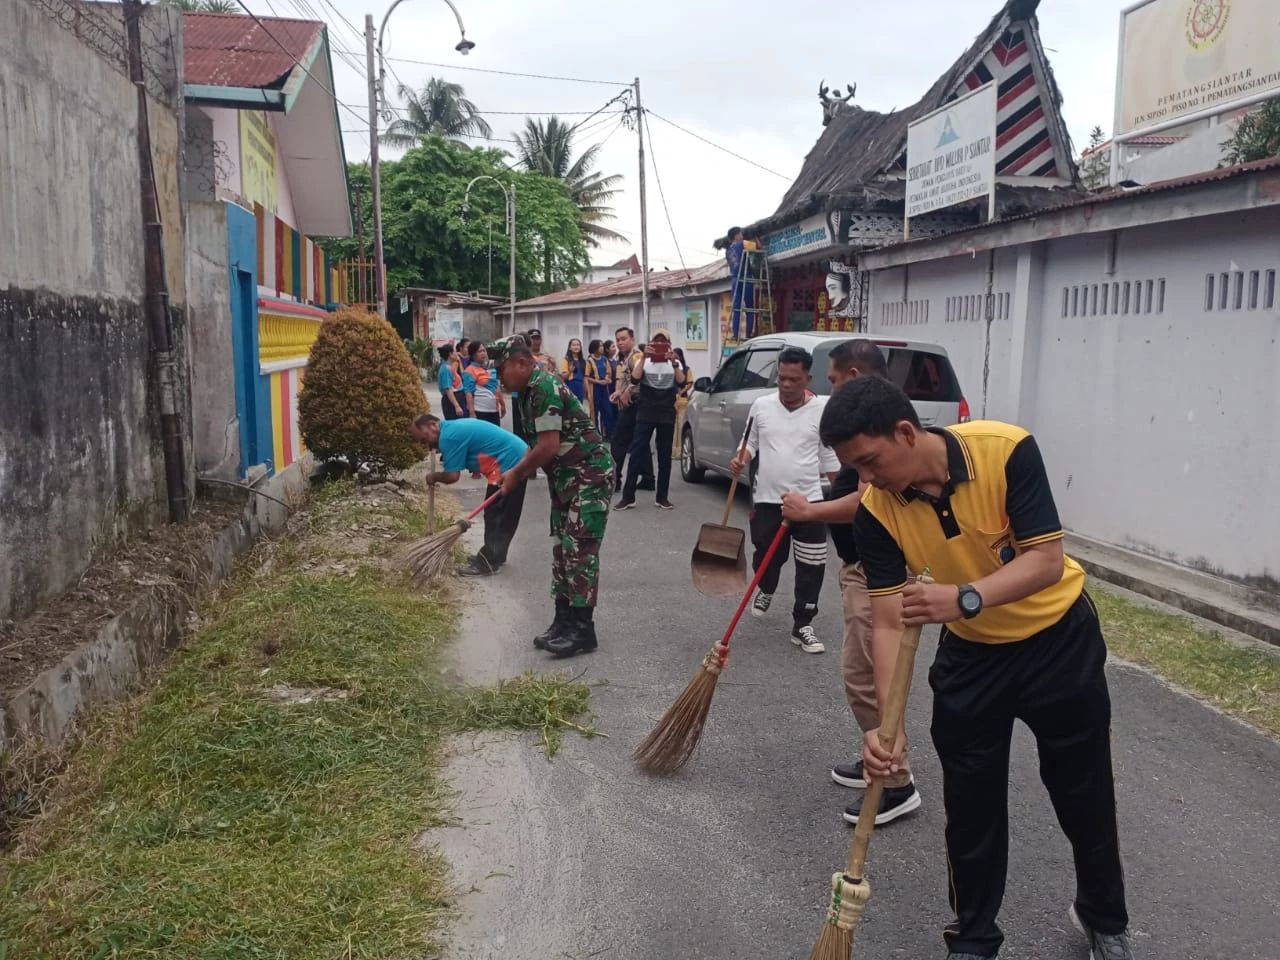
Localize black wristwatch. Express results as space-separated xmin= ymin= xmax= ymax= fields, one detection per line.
xmin=957 ymin=584 xmax=984 ymax=619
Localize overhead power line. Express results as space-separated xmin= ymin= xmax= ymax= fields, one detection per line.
xmin=333 ymin=48 xmax=627 ymax=86
xmin=642 ymin=110 xmax=687 ymax=274
xmin=645 ymin=110 xmax=791 ymax=181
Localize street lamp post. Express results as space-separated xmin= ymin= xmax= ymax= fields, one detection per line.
xmin=366 ymin=0 xmax=474 ymax=318
xmin=462 ymin=175 xmax=516 ymax=332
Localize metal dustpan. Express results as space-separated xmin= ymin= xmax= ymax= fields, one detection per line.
xmin=691 ymin=418 xmax=752 ymax=598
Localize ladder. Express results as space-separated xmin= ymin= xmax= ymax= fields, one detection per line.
xmin=729 ymin=246 xmax=773 ymax=342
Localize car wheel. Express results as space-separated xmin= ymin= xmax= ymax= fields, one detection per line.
xmin=681 ymin=428 xmax=706 ymax=483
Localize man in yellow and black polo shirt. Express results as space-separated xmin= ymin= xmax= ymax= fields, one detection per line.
xmin=819 ymin=375 xmax=1133 ymax=960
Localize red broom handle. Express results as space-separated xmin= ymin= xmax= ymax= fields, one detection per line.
xmin=719 ymin=519 xmax=790 ymax=648
xmin=461 ymin=491 xmax=501 ymax=523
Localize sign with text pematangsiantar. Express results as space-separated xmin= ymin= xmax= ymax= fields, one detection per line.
xmin=1117 ymin=0 xmax=1280 ymax=136
xmin=905 ymin=82 xmax=997 ymax=222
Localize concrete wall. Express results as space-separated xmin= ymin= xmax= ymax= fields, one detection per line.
xmin=868 ymin=207 xmax=1280 ymax=587
xmin=0 ymin=0 xmax=186 ymax=622
xmin=186 ymin=201 xmax=240 ymax=478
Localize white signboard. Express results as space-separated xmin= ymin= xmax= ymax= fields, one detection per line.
xmin=432 ymin=306 xmax=464 ymax=344
xmin=1117 ymin=0 xmax=1280 ymax=136
xmin=905 ymin=82 xmax=997 ymax=222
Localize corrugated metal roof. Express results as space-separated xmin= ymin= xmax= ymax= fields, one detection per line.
xmin=184 ymin=12 xmax=322 ymax=89
xmin=877 ymin=156 xmax=1280 ymax=253
xmin=513 ymin=260 xmax=728 ymax=309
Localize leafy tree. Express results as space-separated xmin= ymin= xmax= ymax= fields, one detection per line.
xmin=1221 ymin=99 xmax=1280 ymax=166
xmin=297 ymin=310 xmax=428 ymax=474
xmin=513 ymin=116 xmax=624 ymax=248
xmin=1082 ymin=125 xmax=1108 ymax=191
xmin=319 ymin=138 xmax=589 ymax=318
xmin=382 ymin=78 xmax=491 ymax=147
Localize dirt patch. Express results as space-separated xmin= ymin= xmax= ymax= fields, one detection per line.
xmin=0 ymin=499 xmax=245 ymax=695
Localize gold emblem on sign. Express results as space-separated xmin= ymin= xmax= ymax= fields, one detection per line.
xmin=1185 ymin=0 xmax=1231 ymax=51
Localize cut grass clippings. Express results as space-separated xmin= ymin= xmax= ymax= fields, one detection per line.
xmin=0 ymin=480 xmax=594 ymax=959
xmin=1095 ymin=588 xmax=1280 ymax=739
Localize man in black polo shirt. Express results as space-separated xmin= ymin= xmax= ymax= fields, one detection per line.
xmin=782 ymin=340 xmax=920 ymax=827
xmin=819 ymin=375 xmax=1133 ymax=960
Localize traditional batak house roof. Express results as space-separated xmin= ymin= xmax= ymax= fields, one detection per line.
xmin=724 ymin=0 xmax=1084 ymax=307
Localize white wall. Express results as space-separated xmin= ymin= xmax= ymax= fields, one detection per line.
xmin=207 ymin=106 xmax=297 ymax=228
xmin=868 ymin=207 xmax=1280 ymax=586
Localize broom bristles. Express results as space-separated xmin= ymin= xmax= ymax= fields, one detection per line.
xmin=632 ymin=645 xmax=725 ymax=774
xmin=807 ymin=921 xmax=852 ymax=960
xmin=397 ymin=521 xmax=466 ymax=583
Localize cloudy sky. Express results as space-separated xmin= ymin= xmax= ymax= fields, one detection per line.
xmin=253 ymin=0 xmax=1125 ymax=271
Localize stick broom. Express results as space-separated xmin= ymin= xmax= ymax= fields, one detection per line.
xmin=808 ymin=574 xmax=931 ymax=960
xmin=398 ymin=491 xmax=500 ymax=583
xmin=633 ymin=519 xmax=790 ymax=775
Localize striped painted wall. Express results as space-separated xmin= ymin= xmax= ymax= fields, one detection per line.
xmin=957 ymin=27 xmax=1062 ymax=178
xmin=268 ymin=366 xmax=307 ymax=472
xmin=253 ymin=203 xmax=337 ymax=307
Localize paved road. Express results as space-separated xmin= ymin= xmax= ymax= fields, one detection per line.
xmin=435 ymin=470 xmax=1280 ymax=960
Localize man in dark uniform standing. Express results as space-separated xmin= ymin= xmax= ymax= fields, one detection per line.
xmin=493 ymin=339 xmax=614 ymax=659
xmin=819 ymin=375 xmax=1134 ymax=960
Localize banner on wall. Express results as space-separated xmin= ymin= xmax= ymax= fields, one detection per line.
xmin=684 ymin=300 xmax=708 ymax=350
xmin=240 ymin=111 xmax=278 ymax=214
xmin=432 ymin=306 xmax=465 ymax=344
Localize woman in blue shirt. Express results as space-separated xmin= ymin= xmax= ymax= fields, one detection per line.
xmin=560 ymin=338 xmax=587 ymax=403
xmin=438 ymin=344 xmax=466 ymax=419
xmin=587 ymin=339 xmax=617 ymax=438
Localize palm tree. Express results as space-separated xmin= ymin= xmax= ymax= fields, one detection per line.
xmin=381 ymin=77 xmax=491 ymax=147
xmin=514 ymin=116 xmax=625 ymax=247
xmin=164 ymin=0 xmax=240 ymax=11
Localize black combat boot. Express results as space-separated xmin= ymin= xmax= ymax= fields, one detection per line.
xmin=546 ymin=607 xmax=598 ymax=659
xmin=533 ymin=601 xmax=571 ymax=650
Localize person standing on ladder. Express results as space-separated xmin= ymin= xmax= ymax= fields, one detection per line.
xmin=725 ymin=226 xmax=763 ymax=341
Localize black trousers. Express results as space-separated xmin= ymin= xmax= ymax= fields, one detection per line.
xmin=475 ymin=410 xmax=501 ymax=427
xmin=930 ymin=592 xmax=1128 ymax=957
xmin=611 ymin=403 xmax=653 ymax=486
xmin=748 ymin=502 xmax=827 ymax=627
xmin=511 ymin=402 xmax=524 ymax=438
xmin=623 ymin=420 xmax=674 ymax=501
xmin=478 ymin=480 xmax=527 ymax=567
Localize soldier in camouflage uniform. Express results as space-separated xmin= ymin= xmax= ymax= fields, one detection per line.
xmin=493 ymin=339 xmax=614 ymax=658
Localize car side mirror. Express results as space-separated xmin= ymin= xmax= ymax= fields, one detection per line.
xmin=694 ymin=377 xmax=712 ymax=393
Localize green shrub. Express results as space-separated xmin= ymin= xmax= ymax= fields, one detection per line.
xmin=298 ymin=310 xmax=429 ymax=472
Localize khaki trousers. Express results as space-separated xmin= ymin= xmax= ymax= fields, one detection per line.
xmin=840 ymin=562 xmax=912 ymax=788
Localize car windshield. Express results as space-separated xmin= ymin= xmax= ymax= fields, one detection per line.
xmin=809 ymin=340 xmax=963 ymax=402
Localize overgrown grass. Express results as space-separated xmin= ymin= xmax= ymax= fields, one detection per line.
xmin=0 ymin=498 xmax=593 ymax=958
xmin=1096 ymin=589 xmax=1280 ymax=738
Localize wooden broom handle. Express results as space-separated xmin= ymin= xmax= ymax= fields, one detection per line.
xmin=845 ymin=575 xmax=932 ymax=880
xmin=426 ymin=451 xmax=437 ymax=531
xmin=720 ymin=417 xmax=754 ymax=527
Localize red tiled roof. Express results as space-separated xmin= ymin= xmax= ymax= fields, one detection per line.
xmin=514 ymin=260 xmax=728 ymax=309
xmin=183 ymin=11 xmax=323 ymax=88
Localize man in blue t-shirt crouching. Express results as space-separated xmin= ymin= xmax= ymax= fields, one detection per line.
xmin=411 ymin=414 xmax=529 ymax=577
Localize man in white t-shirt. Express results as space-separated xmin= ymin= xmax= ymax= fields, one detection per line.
xmin=730 ymin=346 xmax=840 ymax=653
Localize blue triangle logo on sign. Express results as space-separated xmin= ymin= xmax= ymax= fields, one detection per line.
xmin=936 ymin=115 xmax=960 ymax=148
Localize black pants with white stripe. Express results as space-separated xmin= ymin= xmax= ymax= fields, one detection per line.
xmin=748 ymin=502 xmax=827 ymax=628
xmin=930 ymin=591 xmax=1128 ymax=957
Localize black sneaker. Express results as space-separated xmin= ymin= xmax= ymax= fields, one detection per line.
xmin=791 ymin=624 xmax=825 ymax=654
xmin=655 ymin=499 xmax=674 ymax=510
xmin=614 ymin=498 xmax=636 ymax=511
xmin=842 ymin=783 xmax=921 ymax=825
xmin=750 ymin=591 xmax=772 ymax=618
xmin=831 ymin=760 xmax=867 ymax=789
xmin=458 ymin=555 xmax=497 ymax=578
xmin=1069 ymin=906 xmax=1136 ymax=960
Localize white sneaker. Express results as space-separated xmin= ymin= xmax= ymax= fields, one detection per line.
xmin=791 ymin=624 xmax=825 ymax=653
xmin=750 ymin=591 xmax=772 ymax=618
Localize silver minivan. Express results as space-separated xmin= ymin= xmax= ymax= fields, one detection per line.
xmin=680 ymin=333 xmax=970 ymax=484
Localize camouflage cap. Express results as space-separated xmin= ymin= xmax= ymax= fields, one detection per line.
xmin=486 ymin=335 xmax=530 ymax=368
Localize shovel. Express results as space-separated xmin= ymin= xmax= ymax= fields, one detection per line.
xmin=691 ymin=418 xmax=753 ymax=597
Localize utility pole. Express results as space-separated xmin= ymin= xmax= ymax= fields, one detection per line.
xmin=486 ymin=216 xmax=493 ymax=296
xmin=508 ymin=182 xmax=517 ymax=333
xmin=634 ymin=76 xmax=650 ymax=338
xmin=124 ymin=0 xmax=188 ymax=522
xmin=365 ymin=15 xmax=386 ymax=317
xmin=354 ymin=184 xmax=366 ymax=307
